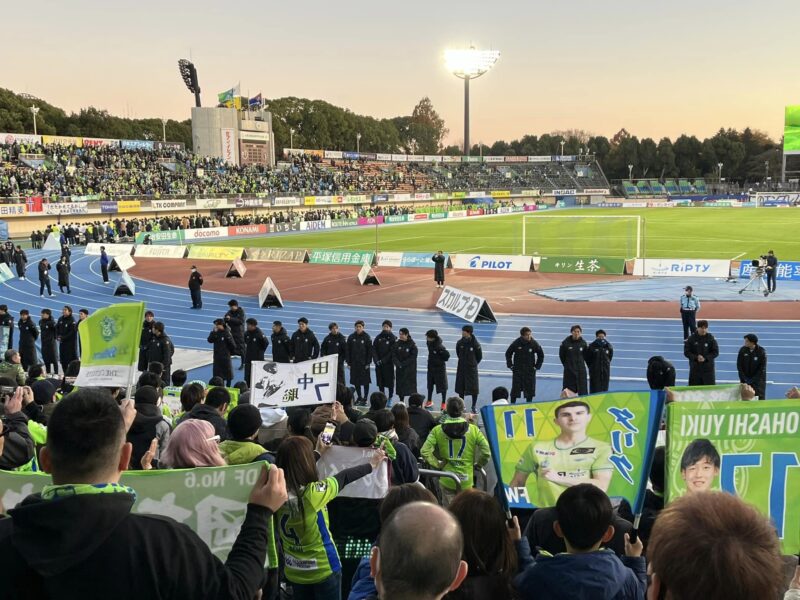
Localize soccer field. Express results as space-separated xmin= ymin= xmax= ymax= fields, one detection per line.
xmin=202 ymin=208 xmax=800 ymax=260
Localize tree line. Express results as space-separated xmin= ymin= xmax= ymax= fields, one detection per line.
xmin=0 ymin=88 xmax=782 ymax=183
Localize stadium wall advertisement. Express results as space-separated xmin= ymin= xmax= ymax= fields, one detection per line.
xmin=228 ymin=224 xmax=268 ymax=236
xmin=43 ymin=202 xmax=89 ymax=215
xmin=151 ymin=199 xmax=187 ymax=210
xmin=378 ymin=252 xmax=448 ymax=268
xmin=196 ymin=197 xmax=229 ymax=210
xmin=451 ymin=253 xmax=532 ymax=272
xmin=633 ymin=258 xmax=731 ymax=278
xmin=739 ymin=260 xmax=800 ymax=281
xmin=435 ymin=285 xmax=496 ymax=323
xmin=300 ymin=220 xmax=331 ymax=231
xmin=134 ymin=245 xmax=187 ymax=259
xmin=184 ymin=227 xmax=228 ymax=241
xmin=666 ymin=400 xmax=800 ymax=554
xmin=186 ymin=246 xmax=244 ymax=261
xmin=246 ymin=248 xmax=308 ymax=263
xmin=85 ymin=243 xmax=134 ymax=257
xmin=538 ymin=257 xmax=626 ymax=275
xmin=309 ymin=250 xmax=375 ymax=265
xmin=357 ymin=216 xmax=384 ymax=226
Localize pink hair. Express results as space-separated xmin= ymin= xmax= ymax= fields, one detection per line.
xmin=161 ymin=419 xmax=226 ymax=468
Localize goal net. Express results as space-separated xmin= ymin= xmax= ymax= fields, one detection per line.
xmin=522 ymin=214 xmax=641 ymax=258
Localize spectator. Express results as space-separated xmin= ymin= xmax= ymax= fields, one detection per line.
xmin=647 ymin=491 xmax=784 ymax=600
xmin=0 ymin=387 xmax=288 ymax=598
xmin=514 ymin=483 xmax=645 ymax=600
xmin=179 ymin=386 xmax=230 ymax=439
xmin=171 ymin=369 xmax=188 ymax=387
xmin=126 ymin=385 xmax=171 ymax=470
xmin=349 ymin=484 xmax=438 ymax=600
xmin=160 ymin=419 xmax=225 ymax=469
xmin=287 ymin=408 xmax=315 ymax=443
xmin=179 ymin=382 xmax=205 ymax=414
xmin=29 ymin=378 xmax=58 ymax=423
xmin=275 ymin=435 xmax=385 ymax=599
xmin=420 ymin=396 xmax=491 ymax=506
xmin=0 ymin=349 xmax=26 ymax=385
xmin=617 ymin=445 xmax=665 ymax=547
xmin=369 ymin=410 xmax=419 ymax=484
xmin=492 ymin=386 xmax=510 ymax=404
xmin=219 ymin=404 xmax=272 ymax=464
xmin=370 ymin=502 xmax=468 ymax=599
xmin=361 ymin=391 xmax=388 ymax=422
xmin=407 ymin=392 xmax=436 ymax=442
xmin=0 ymin=380 xmax=35 ymax=470
xmin=391 ymin=403 xmax=421 ymax=457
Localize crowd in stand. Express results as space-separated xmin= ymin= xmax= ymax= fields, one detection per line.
xmin=0 ymin=141 xmax=602 ymax=200
xmin=0 ymin=296 xmax=798 ymax=599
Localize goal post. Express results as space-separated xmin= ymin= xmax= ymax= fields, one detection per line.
xmin=521 ymin=214 xmax=642 ymax=258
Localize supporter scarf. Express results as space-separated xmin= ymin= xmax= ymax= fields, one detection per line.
xmin=41 ymin=482 xmax=136 ymax=502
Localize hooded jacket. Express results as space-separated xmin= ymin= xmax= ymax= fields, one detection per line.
xmin=0 ymin=492 xmax=272 ymax=599
xmin=420 ymin=416 xmax=490 ymax=491
xmin=513 ymin=550 xmax=646 ymax=600
xmin=219 ymin=439 xmax=273 ymax=465
xmin=126 ymin=403 xmax=171 ymax=470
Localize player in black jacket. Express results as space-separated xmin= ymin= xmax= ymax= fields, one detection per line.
xmin=270 ymin=321 xmax=292 ymax=363
xmin=39 ymin=309 xmax=59 ymax=376
xmin=145 ymin=322 xmax=174 ymax=385
xmin=209 ymin=320 xmax=237 ymax=386
xmin=684 ymin=320 xmax=720 ymax=386
xmin=585 ymin=330 xmax=614 ymax=394
xmin=559 ymin=325 xmax=588 ymax=395
xmin=244 ymin=318 xmax=269 ymax=387
xmin=56 ymin=307 xmax=78 ymax=374
xmin=425 ymin=329 xmax=450 ymax=409
xmin=737 ymin=333 xmax=767 ymax=399
xmin=17 ymin=310 xmax=39 ymax=370
xmin=373 ymin=320 xmax=396 ymax=401
xmin=321 ymin=322 xmax=348 ymax=387
xmin=225 ymin=299 xmax=246 ymax=367
xmin=290 ymin=317 xmax=319 ymax=363
xmin=505 ymin=327 xmax=545 ymax=403
xmin=138 ymin=311 xmax=156 ymax=372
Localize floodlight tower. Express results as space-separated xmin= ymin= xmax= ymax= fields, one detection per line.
xmin=445 ymin=47 xmax=500 ymax=155
xmin=178 ymin=59 xmax=202 ymax=107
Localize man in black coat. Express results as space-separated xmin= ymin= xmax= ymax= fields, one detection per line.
xmin=145 ymin=322 xmax=174 ymax=386
xmin=38 ymin=258 xmax=53 ymax=297
xmin=0 ymin=305 xmax=14 ymax=350
xmin=290 ymin=317 xmax=319 ymax=363
xmin=17 ymin=310 xmax=39 ymax=370
xmin=56 ymin=306 xmax=78 ymax=374
xmin=208 ymin=319 xmax=237 ymax=386
xmin=39 ymin=309 xmax=58 ymax=376
xmin=737 ymin=333 xmax=767 ymax=399
xmin=188 ymin=266 xmax=203 ymax=309
xmin=392 ymin=328 xmax=418 ymax=403
xmin=0 ymin=388 xmax=287 ymax=599
xmin=585 ymin=329 xmax=614 ymax=394
xmin=321 ymin=322 xmax=347 ymax=387
xmin=765 ymin=250 xmax=778 ymax=293
xmin=60 ymin=244 xmax=71 ymax=266
xmin=243 ymin=318 xmax=269 ymax=387
xmin=455 ymin=324 xmax=482 ymax=413
xmin=56 ymin=256 xmax=71 ymax=294
xmin=432 ymin=250 xmax=446 ymax=288
xmin=270 ymin=321 xmax=292 ymax=363
xmin=373 ymin=319 xmax=396 ymax=400
xmin=425 ymin=329 xmax=450 ymax=409
xmin=646 ymin=356 xmax=676 ymax=390
xmin=347 ymin=320 xmax=372 ymax=405
xmin=224 ymin=299 xmax=246 ymax=368
xmin=505 ymin=326 xmax=545 ymax=403
xmin=684 ymin=319 xmax=719 ymax=386
xmin=559 ymin=324 xmax=588 ymax=396
xmin=138 ymin=311 xmax=156 ymax=372
xmin=13 ymin=245 xmax=27 ymax=280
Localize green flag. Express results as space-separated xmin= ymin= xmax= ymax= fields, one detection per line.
xmin=74 ymin=302 xmax=146 ymax=388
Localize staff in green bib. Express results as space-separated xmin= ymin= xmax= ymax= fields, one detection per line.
xmin=275 ymin=435 xmax=386 ymax=599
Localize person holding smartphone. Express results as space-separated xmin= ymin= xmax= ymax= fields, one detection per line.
xmin=0 ymin=381 xmax=35 ymax=471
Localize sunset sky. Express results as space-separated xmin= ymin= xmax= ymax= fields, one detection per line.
xmin=4 ymin=0 xmax=799 ymax=146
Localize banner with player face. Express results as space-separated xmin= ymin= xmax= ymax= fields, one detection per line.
xmin=482 ymin=391 xmax=664 ymax=512
xmin=666 ymin=399 xmax=800 ymax=553
xmin=250 ymin=356 xmax=338 ymax=409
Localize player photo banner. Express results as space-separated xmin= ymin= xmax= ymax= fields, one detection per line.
xmin=666 ymin=400 xmax=800 ymax=553
xmin=481 ymin=390 xmax=664 ymax=512
xmin=250 ymin=356 xmax=338 ymax=409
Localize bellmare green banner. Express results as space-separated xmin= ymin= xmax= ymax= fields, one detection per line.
xmin=481 ymin=391 xmax=664 ymax=512
xmin=74 ymin=302 xmax=145 ymax=388
xmin=537 ymin=256 xmax=626 ymax=275
xmin=666 ymin=399 xmax=800 ymax=554
xmin=308 ymin=249 xmax=375 ymax=265
xmin=0 ymin=463 xmax=269 ymax=563
xmin=784 ymin=105 xmax=800 ymax=154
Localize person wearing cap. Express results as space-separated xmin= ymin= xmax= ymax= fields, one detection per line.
xmin=425 ymin=330 xmax=450 ymax=410
xmin=737 ymin=333 xmax=767 ymax=399
xmin=208 ymin=319 xmax=237 ymax=387
xmin=126 ymin=385 xmax=171 ymax=470
xmin=680 ymin=286 xmax=700 ymax=341
xmin=271 ymin=320 xmax=293 ymax=363
xmin=505 ymin=327 xmax=545 ymax=403
xmin=392 ymin=328 xmax=418 ymax=404
xmin=244 ymin=318 xmax=269 ymax=386
xmin=585 ymin=329 xmax=614 ymax=394
xmin=224 ymin=300 xmax=247 ymax=368
xmin=321 ymin=322 xmax=348 ymax=386
xmin=219 ymin=404 xmax=273 ymax=464
xmin=684 ymin=319 xmax=719 ymax=386
xmin=347 ymin=320 xmax=373 ymax=405
xmin=291 ymin=317 xmax=320 ymax=363
xmin=99 ymin=245 xmax=110 ymax=284
xmin=455 ymin=325 xmax=482 ymax=413
xmin=373 ymin=320 xmax=396 ymax=401
xmin=188 ymin=266 xmax=203 ymax=309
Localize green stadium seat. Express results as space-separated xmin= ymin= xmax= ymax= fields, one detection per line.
xmin=664 ymin=179 xmax=679 ymax=194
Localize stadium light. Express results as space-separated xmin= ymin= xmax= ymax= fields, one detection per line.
xmin=30 ymin=105 xmax=40 ymax=135
xmin=445 ymin=47 xmax=500 ymax=155
xmin=290 ymin=127 xmax=295 ymax=150
xmin=718 ymin=162 xmax=723 ymax=183
xmin=178 ymin=59 xmax=202 ymax=107
xmin=628 ymin=164 xmax=633 ymax=180
xmin=161 ymin=118 xmax=167 ymax=142
xmin=560 ymin=140 xmax=565 ymax=156
xmin=357 ymin=132 xmax=362 ymax=153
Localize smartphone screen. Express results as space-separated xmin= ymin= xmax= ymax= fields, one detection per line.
xmin=320 ymin=422 xmax=336 ymax=445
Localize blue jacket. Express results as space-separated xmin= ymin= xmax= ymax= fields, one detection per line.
xmin=514 ymin=549 xmax=646 ymax=600
xmin=348 ymin=556 xmax=377 ymax=600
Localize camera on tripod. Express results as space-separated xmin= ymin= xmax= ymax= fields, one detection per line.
xmin=750 ymin=256 xmax=768 ymax=276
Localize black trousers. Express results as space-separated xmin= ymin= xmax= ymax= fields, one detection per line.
xmin=190 ymin=288 xmax=202 ymax=308
xmin=39 ymin=279 xmax=52 ymax=295
xmin=766 ymin=270 xmax=776 ymax=292
xmin=101 ymin=264 xmax=109 ymax=282
xmin=681 ymin=309 xmax=697 ymax=340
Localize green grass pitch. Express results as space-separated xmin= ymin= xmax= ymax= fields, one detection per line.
xmin=201 ymin=208 xmax=800 ymax=260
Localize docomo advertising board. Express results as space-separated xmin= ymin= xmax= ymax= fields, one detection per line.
xmin=451 ymin=253 xmax=532 ymax=272
xmin=633 ymin=258 xmax=731 ymax=278
xmin=435 ymin=285 xmax=497 ymax=323
xmin=184 ymin=227 xmax=228 ymax=241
